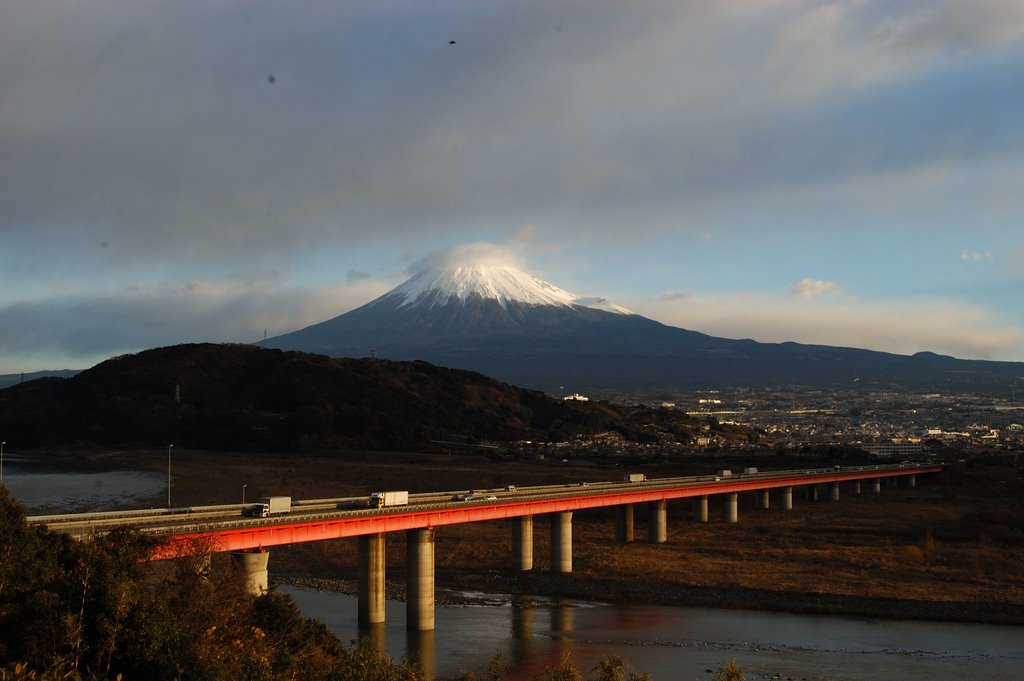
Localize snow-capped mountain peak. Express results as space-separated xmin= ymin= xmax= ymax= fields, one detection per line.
xmin=384 ymin=263 xmax=633 ymax=314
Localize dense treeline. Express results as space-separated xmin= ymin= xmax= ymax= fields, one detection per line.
xmin=0 ymin=344 xmax=737 ymax=452
xmin=0 ymin=485 xmax=667 ymax=680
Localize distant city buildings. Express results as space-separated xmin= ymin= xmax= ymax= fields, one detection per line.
xmin=862 ymin=440 xmax=924 ymax=458
xmin=514 ymin=386 xmax=1023 ymax=459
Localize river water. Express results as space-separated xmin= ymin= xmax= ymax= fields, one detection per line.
xmin=278 ymin=586 xmax=1024 ymax=681
xmin=7 ymin=466 xmax=1023 ymax=680
xmin=2 ymin=457 xmax=166 ymax=513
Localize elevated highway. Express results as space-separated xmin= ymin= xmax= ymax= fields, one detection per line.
xmin=29 ymin=462 xmax=941 ymax=631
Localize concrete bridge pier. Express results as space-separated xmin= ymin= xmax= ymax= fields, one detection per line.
xmin=230 ymin=549 xmax=269 ymax=595
xmin=512 ymin=515 xmax=534 ymax=571
xmin=693 ymin=495 xmax=709 ymax=522
xmin=723 ymin=493 xmax=738 ymax=523
xmin=872 ymin=478 xmax=882 ymax=494
xmin=406 ymin=528 xmax=435 ymax=631
xmin=648 ymin=500 xmax=667 ymax=543
xmin=852 ymin=480 xmax=862 ymax=495
xmin=755 ymin=489 xmax=770 ymax=510
xmin=779 ymin=486 xmax=793 ymax=510
xmin=550 ymin=512 xmax=573 ymax=573
xmin=907 ymin=474 xmax=916 ymax=488
xmin=358 ymin=533 xmax=386 ymax=624
xmin=616 ymin=505 xmax=634 ymax=544
xmin=829 ymin=482 xmax=840 ymax=501
xmin=807 ymin=485 xmax=819 ymax=501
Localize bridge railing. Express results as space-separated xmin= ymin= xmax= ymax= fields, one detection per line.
xmin=30 ymin=462 xmax=943 ymax=541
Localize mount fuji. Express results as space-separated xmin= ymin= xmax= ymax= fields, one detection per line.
xmin=263 ymin=263 xmax=1023 ymax=397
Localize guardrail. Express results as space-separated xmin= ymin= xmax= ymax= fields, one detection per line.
xmin=31 ymin=462 xmax=942 ymax=540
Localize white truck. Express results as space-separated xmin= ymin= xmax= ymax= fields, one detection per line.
xmin=370 ymin=490 xmax=409 ymax=508
xmin=245 ymin=496 xmax=291 ymax=518
xmin=742 ymin=467 xmax=758 ymax=474
xmin=624 ymin=473 xmax=646 ymax=482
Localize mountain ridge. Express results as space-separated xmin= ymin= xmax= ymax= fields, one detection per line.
xmin=0 ymin=343 xmax=749 ymax=451
xmin=263 ymin=262 xmax=1024 ymax=398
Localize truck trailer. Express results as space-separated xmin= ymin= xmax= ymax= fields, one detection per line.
xmin=244 ymin=496 xmax=291 ymax=518
xmin=370 ymin=491 xmax=409 ymax=508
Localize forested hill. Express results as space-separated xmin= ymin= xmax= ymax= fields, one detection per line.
xmin=0 ymin=343 xmax=742 ymax=452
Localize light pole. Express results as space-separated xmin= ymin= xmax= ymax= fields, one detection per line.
xmin=242 ymin=484 xmax=247 ymax=505
xmin=167 ymin=444 xmax=174 ymax=507
xmin=1 ymin=441 xmax=5 ymax=485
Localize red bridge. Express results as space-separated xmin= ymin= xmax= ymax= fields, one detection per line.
xmin=33 ymin=463 xmax=941 ymax=632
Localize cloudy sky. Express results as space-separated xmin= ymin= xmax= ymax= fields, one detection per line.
xmin=3 ymin=0 xmax=1024 ymax=374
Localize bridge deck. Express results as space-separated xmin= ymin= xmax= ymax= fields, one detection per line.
xmin=132 ymin=464 xmax=940 ymax=559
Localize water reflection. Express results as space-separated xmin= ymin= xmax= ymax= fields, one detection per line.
xmin=510 ymin=600 xmax=534 ymax=667
xmin=543 ymin=600 xmax=579 ymax=680
xmin=346 ymin=594 xmax=584 ymax=680
xmin=280 ymin=585 xmax=1024 ymax=681
xmin=357 ymin=621 xmax=387 ymax=658
xmin=407 ymin=629 xmax=436 ymax=680
xmin=549 ymin=599 xmax=574 ymax=637
xmin=349 ymin=599 xmax=580 ymax=680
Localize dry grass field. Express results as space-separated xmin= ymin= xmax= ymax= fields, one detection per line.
xmin=94 ymin=447 xmax=1024 ymax=622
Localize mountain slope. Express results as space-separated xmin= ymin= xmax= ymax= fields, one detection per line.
xmin=264 ymin=264 xmax=1024 ymax=397
xmin=0 ymin=343 xmax=725 ymax=451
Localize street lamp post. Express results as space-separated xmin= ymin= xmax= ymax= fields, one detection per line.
xmin=242 ymin=484 xmax=247 ymax=505
xmin=1 ymin=441 xmax=5 ymax=485
xmin=167 ymin=444 xmax=174 ymax=507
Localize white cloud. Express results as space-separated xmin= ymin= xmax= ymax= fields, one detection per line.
xmin=0 ymin=274 xmax=392 ymax=373
xmin=883 ymin=0 xmax=1024 ymax=52
xmin=633 ymin=291 xmax=1024 ymax=361
xmin=407 ymin=243 xmax=526 ymax=275
xmin=653 ymin=291 xmax=691 ymax=303
xmin=790 ymin=278 xmax=841 ymax=299
xmin=960 ymin=249 xmax=994 ymax=262
xmin=3 ymin=0 xmax=1022 ymax=271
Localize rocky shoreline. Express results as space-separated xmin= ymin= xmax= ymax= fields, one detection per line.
xmin=275 ymin=571 xmax=1024 ymax=626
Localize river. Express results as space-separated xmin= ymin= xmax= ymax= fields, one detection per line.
xmin=7 ymin=466 xmax=1023 ymax=680
xmin=278 ymin=585 xmax=1024 ymax=681
xmin=3 ymin=456 xmax=166 ymax=513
